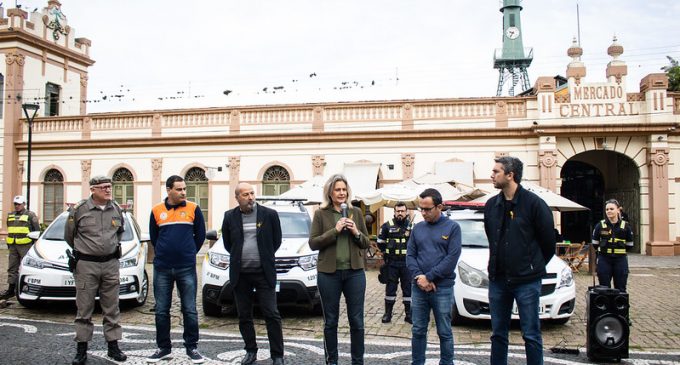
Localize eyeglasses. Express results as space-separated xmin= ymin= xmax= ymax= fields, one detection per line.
xmin=418 ymin=206 xmax=437 ymax=213
xmin=93 ymin=185 xmax=113 ymax=191
xmin=13 ymin=203 xmax=23 ymax=206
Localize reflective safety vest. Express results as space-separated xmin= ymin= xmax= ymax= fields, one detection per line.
xmin=6 ymin=212 xmax=33 ymax=245
xmin=598 ymin=219 xmax=627 ymax=255
xmin=384 ymin=219 xmax=410 ymax=259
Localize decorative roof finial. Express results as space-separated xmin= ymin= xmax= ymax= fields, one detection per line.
xmin=607 ymin=35 xmax=624 ymax=60
xmin=567 ymin=37 xmax=583 ymax=61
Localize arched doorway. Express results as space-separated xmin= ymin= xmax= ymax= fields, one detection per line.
xmin=560 ymin=150 xmax=640 ymax=252
xmin=262 ymin=165 xmax=290 ymax=196
xmin=185 ymin=167 xmax=208 ymax=223
xmin=112 ymin=167 xmax=134 ymax=207
xmin=42 ymin=169 xmax=64 ymax=224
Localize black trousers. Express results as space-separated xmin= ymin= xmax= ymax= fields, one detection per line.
xmin=233 ymin=272 xmax=284 ymax=358
xmin=384 ymin=260 xmax=411 ymax=303
xmin=597 ymin=254 xmax=629 ymax=292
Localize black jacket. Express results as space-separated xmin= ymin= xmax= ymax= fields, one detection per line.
xmin=221 ymin=203 xmax=282 ymax=288
xmin=484 ymin=184 xmax=556 ymax=284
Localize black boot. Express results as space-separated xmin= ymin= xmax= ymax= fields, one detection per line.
xmin=381 ymin=300 xmax=395 ymax=323
xmin=107 ymin=340 xmax=127 ymax=362
xmin=404 ymin=302 xmax=412 ymax=324
xmin=0 ymin=284 xmax=15 ymax=300
xmin=72 ymin=342 xmax=87 ymax=365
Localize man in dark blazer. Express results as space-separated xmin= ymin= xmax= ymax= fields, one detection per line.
xmin=222 ymin=182 xmax=284 ymax=365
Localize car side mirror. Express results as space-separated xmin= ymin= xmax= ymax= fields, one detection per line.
xmin=206 ymin=230 xmax=219 ymax=241
xmin=27 ymin=231 xmax=41 ymax=240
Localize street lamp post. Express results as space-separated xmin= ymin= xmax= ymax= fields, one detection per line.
xmin=21 ymin=103 xmax=40 ymax=210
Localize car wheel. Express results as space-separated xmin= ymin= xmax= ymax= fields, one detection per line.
xmin=202 ymin=293 xmax=223 ymax=317
xmin=134 ymin=271 xmax=149 ymax=307
xmin=451 ymin=302 xmax=466 ymax=326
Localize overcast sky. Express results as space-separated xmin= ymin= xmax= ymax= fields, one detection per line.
xmin=21 ymin=0 xmax=680 ymax=113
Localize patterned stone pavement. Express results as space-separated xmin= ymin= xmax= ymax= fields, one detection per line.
xmin=1 ymin=248 xmax=679 ymax=354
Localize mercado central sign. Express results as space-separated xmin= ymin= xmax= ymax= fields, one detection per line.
xmin=559 ymin=81 xmax=638 ymax=118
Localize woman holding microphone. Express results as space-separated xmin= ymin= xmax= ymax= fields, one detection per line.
xmin=310 ymin=174 xmax=370 ymax=365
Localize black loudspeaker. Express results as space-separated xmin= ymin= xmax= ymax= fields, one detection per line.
xmin=586 ymin=286 xmax=630 ymax=362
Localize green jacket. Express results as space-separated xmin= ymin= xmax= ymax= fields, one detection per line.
xmin=309 ymin=205 xmax=370 ymax=273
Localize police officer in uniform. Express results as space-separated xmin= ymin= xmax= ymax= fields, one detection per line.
xmin=1 ymin=195 xmax=40 ymax=299
xmin=64 ymin=176 xmax=127 ymax=364
xmin=592 ymin=199 xmax=634 ymax=292
xmin=377 ymin=202 xmax=412 ymax=324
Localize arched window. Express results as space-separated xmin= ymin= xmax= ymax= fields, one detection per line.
xmin=42 ymin=169 xmax=64 ymax=224
xmin=185 ymin=167 xmax=208 ymax=221
xmin=262 ymin=165 xmax=290 ymax=196
xmin=112 ymin=167 xmax=134 ymax=207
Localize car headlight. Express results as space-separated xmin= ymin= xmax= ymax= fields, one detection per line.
xmin=209 ymin=252 xmax=230 ymax=270
xmin=557 ymin=266 xmax=574 ymax=289
xmin=458 ymin=261 xmax=489 ymax=288
xmin=23 ymin=252 xmax=45 ymax=269
xmin=298 ymin=254 xmax=317 ymax=271
xmin=119 ymin=245 xmax=140 ymax=269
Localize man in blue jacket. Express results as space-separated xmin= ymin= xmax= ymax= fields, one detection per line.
xmin=222 ymin=182 xmax=284 ymax=365
xmin=484 ymin=156 xmax=555 ymax=365
xmin=406 ymin=188 xmax=462 ymax=365
xmin=148 ymin=175 xmax=206 ymax=364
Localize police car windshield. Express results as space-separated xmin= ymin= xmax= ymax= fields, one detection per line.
xmin=42 ymin=213 xmax=135 ymax=242
xmin=279 ymin=212 xmax=310 ymax=238
xmin=457 ymin=219 xmax=489 ymax=248
xmin=42 ymin=215 xmax=67 ymax=241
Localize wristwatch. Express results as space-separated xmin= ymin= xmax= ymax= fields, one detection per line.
xmin=354 ymin=232 xmax=361 ymax=239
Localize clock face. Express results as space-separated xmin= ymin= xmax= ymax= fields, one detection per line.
xmin=506 ymin=26 xmax=520 ymax=40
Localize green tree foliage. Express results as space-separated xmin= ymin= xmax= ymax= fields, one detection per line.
xmin=661 ymin=56 xmax=680 ymax=91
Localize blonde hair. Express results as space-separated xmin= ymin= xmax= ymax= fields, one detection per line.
xmin=322 ymin=174 xmax=352 ymax=208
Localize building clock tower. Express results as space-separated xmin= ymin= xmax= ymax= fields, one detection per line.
xmin=493 ymin=0 xmax=533 ymax=96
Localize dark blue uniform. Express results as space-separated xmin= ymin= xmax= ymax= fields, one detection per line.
xmin=592 ymin=218 xmax=634 ymax=292
xmin=377 ymin=218 xmax=412 ymax=323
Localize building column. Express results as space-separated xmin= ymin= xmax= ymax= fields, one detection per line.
xmin=401 ymin=153 xmax=415 ymax=180
xmin=151 ymin=158 xmax=163 ymax=204
xmin=1 ymin=52 xmax=26 ymax=236
xmin=646 ymin=148 xmax=674 ymax=256
xmin=538 ymin=148 xmax=558 ymax=191
xmin=228 ymin=156 xmax=241 ymax=209
xmin=312 ymin=155 xmax=325 ymax=176
xmin=80 ymin=160 xmax=91 ymax=198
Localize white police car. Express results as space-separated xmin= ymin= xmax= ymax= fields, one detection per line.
xmin=16 ymin=210 xmax=149 ymax=308
xmin=447 ymin=206 xmax=576 ymax=325
xmin=201 ymin=200 xmax=319 ymax=316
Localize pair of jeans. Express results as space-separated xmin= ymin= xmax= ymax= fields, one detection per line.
xmin=489 ymin=278 xmax=543 ymax=365
xmin=318 ymin=269 xmax=366 ymax=365
xmin=232 ymin=272 xmax=284 ymax=358
xmin=410 ymin=284 xmax=454 ymax=365
xmin=153 ymin=265 xmax=199 ymax=350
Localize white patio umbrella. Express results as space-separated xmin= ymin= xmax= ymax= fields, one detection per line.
xmin=356 ymin=184 xmax=420 ymax=213
xmin=356 ymin=173 xmax=487 ymax=212
xmin=472 ymin=182 xmax=589 ymax=212
xmin=277 ymin=175 xmax=326 ymax=204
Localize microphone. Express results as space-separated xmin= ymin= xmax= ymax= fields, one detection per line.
xmin=340 ymin=203 xmax=349 ymax=232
